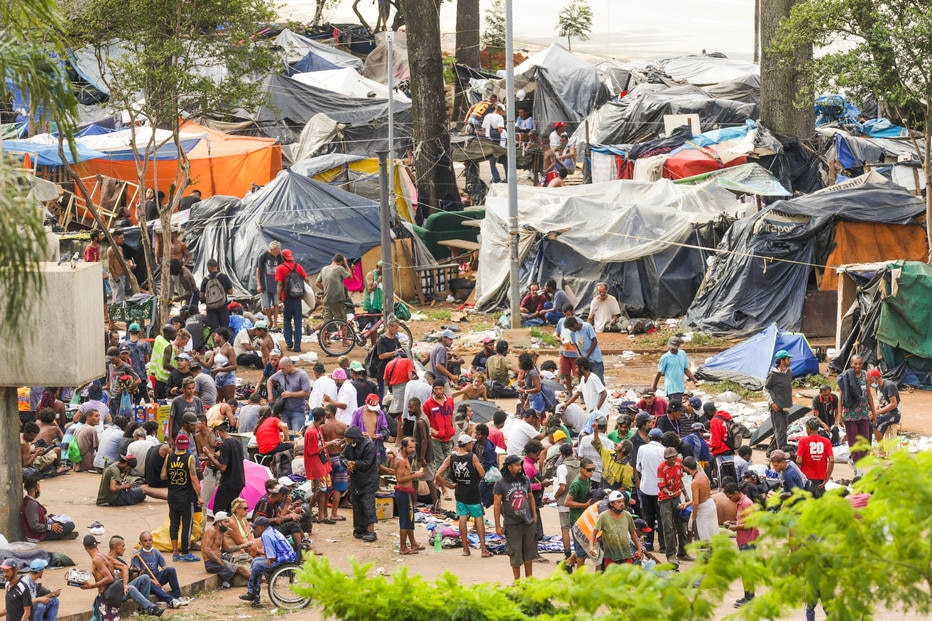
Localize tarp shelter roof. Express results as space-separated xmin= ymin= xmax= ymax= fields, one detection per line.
xmin=291 ymin=69 xmax=410 ymax=103
xmin=475 ymin=179 xmax=747 ymax=313
xmin=272 ymin=29 xmax=363 ymax=72
xmin=186 ymin=169 xmax=382 ymax=296
xmin=363 ymin=31 xmax=410 ymax=84
xmin=2 ymin=139 xmax=105 ymax=166
xmin=686 ymin=179 xmax=927 ymax=336
xmin=674 ymin=163 xmax=791 ymax=196
xmin=697 ymin=324 xmax=820 ymax=390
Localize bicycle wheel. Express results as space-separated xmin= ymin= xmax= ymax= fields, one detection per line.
xmin=267 ymin=562 xmax=310 ymax=611
xmin=318 ymin=319 xmax=357 ymax=357
xmin=376 ymin=320 xmax=414 ymax=357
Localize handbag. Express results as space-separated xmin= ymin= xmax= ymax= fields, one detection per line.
xmin=102 ymin=577 xmax=124 ymax=607
xmin=313 ymin=429 xmax=328 ymax=464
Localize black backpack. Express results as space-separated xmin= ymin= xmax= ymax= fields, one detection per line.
xmin=718 ymin=414 xmax=740 ymax=450
xmin=285 ymin=266 xmax=305 ymax=299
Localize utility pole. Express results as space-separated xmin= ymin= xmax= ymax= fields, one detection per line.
xmin=505 ymin=0 xmax=520 ymax=328
xmin=376 ymin=150 xmax=395 ymax=320
xmin=387 ymin=31 xmax=396 ymax=213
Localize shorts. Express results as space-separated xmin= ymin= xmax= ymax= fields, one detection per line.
xmin=558 ymin=510 xmax=570 ymax=529
xmin=503 ymin=522 xmax=538 ymax=567
xmin=322 ymin=303 xmax=346 ymax=323
xmin=395 ymin=488 xmax=416 ymax=530
xmin=329 ymin=455 xmax=349 ymax=492
xmin=110 ymin=486 xmax=145 ymax=506
xmin=572 ymin=534 xmax=589 ymax=559
xmin=402 ymin=419 xmax=415 ymax=438
xmin=204 ymin=559 xmax=237 ymax=582
xmin=876 ymin=410 xmax=901 ymax=434
xmin=311 ymin=475 xmax=331 ymax=494
xmin=215 ymin=372 xmax=237 ymax=388
xmin=260 ymin=290 xmax=277 ymax=310
xmin=455 ymin=502 xmax=484 ymax=518
xmin=558 ymin=354 xmax=578 ymax=377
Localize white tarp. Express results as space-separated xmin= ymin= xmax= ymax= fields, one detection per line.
xmin=272 ymin=29 xmax=363 ymax=70
xmin=291 ymin=69 xmax=410 ymax=102
xmin=475 ymin=179 xmax=746 ymax=308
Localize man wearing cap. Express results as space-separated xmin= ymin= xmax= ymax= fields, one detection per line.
xmin=657 ymin=447 xmax=691 ymax=565
xmin=323 ymin=367 xmax=357 ymax=426
xmin=681 ymin=422 xmax=712 ymax=470
xmin=636 ymin=391 xmax=668 ymax=419
xmin=123 ymin=323 xmax=151 ymax=391
xmin=423 ymin=379 xmax=456 ymax=472
xmin=351 ymin=394 xmax=390 ymax=463
xmin=635 ymin=428 xmax=666 ymax=551
xmin=199 ymin=258 xmax=234 ymax=332
xmin=349 ymin=361 xmax=379 ymax=404
xmin=24 ymin=558 xmax=59 ymax=621
xmin=682 ymin=397 xmax=705 ymax=428
xmin=160 ymin=433 xmax=202 ymax=562
xmin=97 ymin=455 xmax=146 ymax=506
xmin=796 ymin=417 xmax=834 ymax=497
xmin=79 ymin=535 xmax=121 ymax=618
xmin=21 ymin=476 xmax=76 ymax=543
xmin=471 ymin=337 xmax=496 ymax=374
xmin=430 ymin=330 xmax=460 ymax=386
xmin=166 ymin=352 xmax=193 ymax=397
xmin=493 ymin=454 xmax=538 ymax=580
xmin=655 ymin=400 xmax=685 ymax=438
xmin=149 ymin=325 xmax=177 ymax=400
xmin=342 ymin=426 xmax=380 ymax=542
xmin=252 ymin=481 xmax=307 ymax=558
xmin=653 ymin=336 xmax=697 ymax=407
xmin=275 ymin=249 xmax=308 ymax=353
xmin=2 ymin=558 xmax=32 ymax=621
xmin=435 ymin=434 xmax=491 ymax=557
xmin=764 ymin=350 xmax=794 ymax=451
xmin=107 ymin=345 xmax=140 ymax=418
xmin=240 ymin=515 xmax=296 ymax=606
xmin=269 ymin=357 xmax=311 ymax=431
xmin=167 ymin=377 xmax=204 ymax=447
xmin=205 ymin=420 xmax=245 ymax=514
xmin=256 ymin=240 xmax=284 ymax=329
xmin=203 ymin=513 xmax=249 ymax=589
xmin=590 ymin=490 xmax=642 ymax=569
xmin=315 ymin=253 xmax=351 ymax=324
xmin=234 ymin=321 xmax=274 ymax=369
xmin=868 ymin=368 xmax=901 ymax=446
xmin=769 ymin=449 xmax=807 ymax=500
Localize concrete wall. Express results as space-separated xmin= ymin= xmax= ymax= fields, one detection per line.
xmin=0 ymin=262 xmax=105 ymax=386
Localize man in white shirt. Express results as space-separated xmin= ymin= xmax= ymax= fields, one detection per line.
xmin=561 ymin=357 xmax=609 ymax=434
xmin=587 ymin=282 xmax=623 ymax=333
xmin=481 ymin=104 xmax=506 ymax=183
xmin=308 ymin=362 xmax=338 ymax=410
xmin=125 ymin=426 xmax=153 ymax=477
xmin=635 ymin=428 xmax=666 ymax=551
xmin=323 ymin=368 xmax=357 ymax=426
xmin=505 ymin=409 xmax=546 ymax=456
xmin=401 ymin=372 xmax=433 ymax=438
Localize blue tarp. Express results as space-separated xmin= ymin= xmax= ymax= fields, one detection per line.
xmin=697 ymin=324 xmax=820 ymax=389
xmin=1 ymin=140 xmax=105 ymax=165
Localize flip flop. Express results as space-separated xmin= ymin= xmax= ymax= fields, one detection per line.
xmin=399 ymin=549 xmax=418 ymax=555
xmin=481 ymin=551 xmax=493 ymax=558
xmin=462 ymin=551 xmax=471 ymax=556
xmin=413 ymin=544 xmax=426 ymax=551
xmin=330 ymin=515 xmax=346 ymax=521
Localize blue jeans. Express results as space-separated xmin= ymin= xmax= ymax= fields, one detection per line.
xmin=487 ymin=155 xmax=501 ymax=182
xmin=544 ymin=310 xmax=563 ymax=324
xmin=247 ymin=557 xmax=282 ymax=594
xmin=32 ymin=597 xmax=59 ymax=621
xmin=282 ymin=297 xmax=303 ymax=350
xmin=155 ymin=565 xmax=181 ymax=598
xmin=283 ymin=408 xmax=306 ymax=432
xmin=127 ymin=575 xmax=156 ymax=610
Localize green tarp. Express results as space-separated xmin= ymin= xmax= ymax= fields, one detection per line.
xmin=877 ymin=261 xmax=932 ymax=359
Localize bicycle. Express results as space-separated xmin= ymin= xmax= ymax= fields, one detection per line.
xmin=266 ymin=561 xmax=311 ymax=610
xmin=317 ymin=310 xmax=414 ymax=357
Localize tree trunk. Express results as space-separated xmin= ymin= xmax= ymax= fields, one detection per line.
xmin=399 ymin=0 xmax=463 ymax=216
xmin=0 ymin=388 xmax=24 ymax=542
xmin=453 ymin=0 xmax=480 ymax=120
xmin=759 ymin=0 xmax=813 ymax=139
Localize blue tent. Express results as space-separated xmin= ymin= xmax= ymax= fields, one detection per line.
xmin=696 ymin=324 xmax=820 ymax=390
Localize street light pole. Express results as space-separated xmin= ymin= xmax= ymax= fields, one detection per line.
xmin=505 ymin=0 xmax=520 ymax=328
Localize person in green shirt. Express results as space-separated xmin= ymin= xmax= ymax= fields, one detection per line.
xmin=606 ymin=409 xmax=635 ymax=444
xmin=363 ymin=261 xmax=384 ymax=313
xmin=564 ymin=458 xmax=595 ymax=524
xmin=590 ymin=490 xmax=642 ymax=569
xmin=97 ymin=456 xmax=145 ymax=506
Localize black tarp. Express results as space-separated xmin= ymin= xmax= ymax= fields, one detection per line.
xmin=185 ymin=169 xmax=381 ymax=297
xmin=224 ymin=74 xmax=412 ymax=157
xmin=577 ymin=83 xmax=758 ymax=147
xmin=686 ymin=182 xmax=926 ymax=335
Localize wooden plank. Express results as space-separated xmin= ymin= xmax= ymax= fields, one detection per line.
xmin=437 ymin=239 xmax=481 ymax=252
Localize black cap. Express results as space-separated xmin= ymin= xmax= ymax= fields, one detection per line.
xmin=83 ymin=535 xmax=99 ymax=548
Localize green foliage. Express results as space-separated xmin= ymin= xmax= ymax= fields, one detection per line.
xmin=426 ymin=309 xmax=452 ymax=321
xmin=700 ymin=381 xmax=762 ymax=400
xmin=530 ymin=327 xmax=559 ymax=347
xmin=555 ymin=0 xmax=592 ymax=52
xmin=794 ymin=373 xmax=838 ymax=390
xmin=482 ymin=0 xmax=506 ymax=49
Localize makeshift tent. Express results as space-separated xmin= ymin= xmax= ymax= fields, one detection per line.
xmin=185 ymin=169 xmax=382 ymax=297
xmin=75 ymin=121 xmax=281 ymax=205
xmin=655 ymin=55 xmax=760 ymax=103
xmin=363 ymin=31 xmax=410 ymax=84
xmin=475 ymin=180 xmax=747 ymax=317
xmin=686 ymin=178 xmax=927 ymax=336
xmin=697 ymin=324 xmax=820 ymax=390
xmin=290 ymin=153 xmax=417 ymax=223
xmin=832 ymin=261 xmax=932 ymax=388
xmin=271 ymin=28 xmax=362 ymax=74
xmin=291 ymin=69 xmax=410 ymax=103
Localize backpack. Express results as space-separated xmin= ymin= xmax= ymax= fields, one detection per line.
xmin=270 ymin=450 xmax=293 ymax=478
xmin=285 ymin=266 xmax=305 ymax=299
xmin=718 ymin=414 xmax=740 ymax=451
xmin=364 ymin=346 xmax=380 ymax=379
xmin=203 ymin=274 xmax=227 ymax=310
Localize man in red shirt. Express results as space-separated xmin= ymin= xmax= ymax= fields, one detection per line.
xmin=796 ymin=417 xmax=834 ymax=497
xmin=274 ymin=249 xmax=308 ymax=353
xmin=422 ymin=379 xmax=455 ymax=473
xmin=519 ymin=283 xmax=548 ymax=326
xmin=383 ymin=352 xmax=416 ymax=443
xmin=657 ymin=447 xmax=691 ymax=565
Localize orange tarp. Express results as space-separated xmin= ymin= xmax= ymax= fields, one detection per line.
xmin=75 ymin=120 xmax=281 ymax=203
xmin=820 ymin=221 xmax=929 ymax=290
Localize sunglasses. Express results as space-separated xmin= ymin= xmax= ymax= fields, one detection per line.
xmin=583 ymin=467 xmax=595 ymax=472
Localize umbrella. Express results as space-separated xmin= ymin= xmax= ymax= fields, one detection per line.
xmin=459 ymin=399 xmax=498 ymax=424
xmin=207 ymin=459 xmax=272 ymax=512
xmin=748 ymin=405 xmax=811 ymax=446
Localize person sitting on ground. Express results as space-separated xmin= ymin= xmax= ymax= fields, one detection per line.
xmin=252 ymin=482 xmax=307 ymax=558
xmin=130 ymin=531 xmax=189 ymax=609
xmin=520 ymin=284 xmax=549 ymax=327
xmin=96 ymin=455 xmax=147 ymax=506
xmin=24 ymin=557 xmax=60 ymax=621
xmin=548 ymin=167 xmax=568 ymax=187
xmin=586 ymin=282 xmax=623 ymax=333
xmin=71 ymin=409 xmax=101 ymax=472
xmin=452 ymin=373 xmax=488 ymax=401
xmin=34 ymin=407 xmax=63 ymax=449
xmin=94 ymin=415 xmax=128 ymax=470
xmin=234 ymin=321 xmax=273 ymax=370
xmin=239 ymin=516 xmax=297 ymax=606
xmin=106 ymin=534 xmax=168 ymax=617
xmin=21 ymin=476 xmax=76 ymax=542
xmin=470 ymin=337 xmax=496 ymax=374
xmin=21 ymin=422 xmax=64 ymax=477
xmin=222 ymin=500 xmax=258 ymax=563
xmin=203 ymin=513 xmax=250 ymax=590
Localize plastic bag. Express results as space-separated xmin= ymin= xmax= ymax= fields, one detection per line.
xmin=483 ymin=466 xmax=502 ymax=484
xmin=67 ymin=438 xmax=81 ymax=464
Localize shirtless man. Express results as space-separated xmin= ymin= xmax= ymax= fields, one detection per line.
xmin=392 ymin=437 xmax=425 ymax=554
xmin=683 ymin=456 xmax=718 ymax=543
xmin=202 ymin=514 xmax=249 ymax=588
xmin=80 ymin=535 xmax=119 ymax=618
xmin=321 ymin=404 xmax=348 ymax=521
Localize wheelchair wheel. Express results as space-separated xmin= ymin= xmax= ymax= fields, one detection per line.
xmin=267 ymin=562 xmax=310 ymax=610
xmin=318 ymin=319 xmax=357 ymax=356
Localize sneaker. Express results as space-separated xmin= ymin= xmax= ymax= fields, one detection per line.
xmin=177 ymin=553 xmax=200 ymax=562
xmin=677 ymin=553 xmax=696 ymax=562
xmin=361 ymin=532 xmax=377 ymax=542
xmin=219 ymin=582 xmax=231 ymax=590
xmin=169 ymin=599 xmax=181 ymax=609
xmin=734 ymin=595 xmax=754 ymax=608
xmin=172 ymin=554 xmax=181 ymax=562
xmin=176 ymin=597 xmax=192 ymax=606
xmin=239 ymin=592 xmax=258 ymax=602
xmin=146 ymin=606 xmax=164 ymax=617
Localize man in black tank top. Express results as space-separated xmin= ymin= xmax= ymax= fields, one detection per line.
xmin=434 ymin=434 xmax=491 ymax=557
xmin=161 ymin=433 xmax=202 ymax=562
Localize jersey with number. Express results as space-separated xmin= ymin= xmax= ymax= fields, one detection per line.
xmin=797 ymin=434 xmax=833 ymax=480
xmin=166 ymin=451 xmax=197 ymax=502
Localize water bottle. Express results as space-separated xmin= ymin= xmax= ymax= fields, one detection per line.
xmin=433 ymin=528 xmax=442 ymax=553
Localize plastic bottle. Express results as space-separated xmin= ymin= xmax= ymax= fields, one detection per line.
xmin=433 ymin=528 xmax=442 ymax=553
